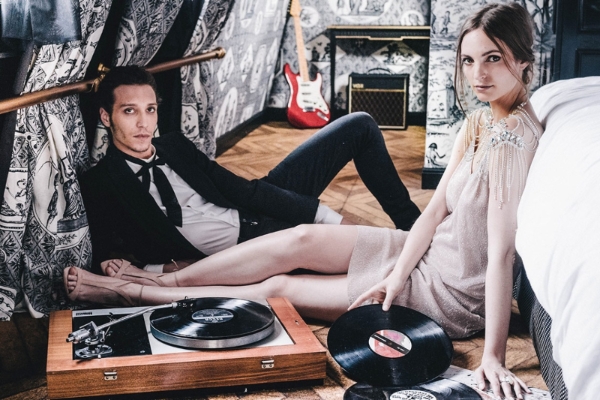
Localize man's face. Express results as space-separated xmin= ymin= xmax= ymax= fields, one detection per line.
xmin=100 ymin=84 xmax=158 ymax=159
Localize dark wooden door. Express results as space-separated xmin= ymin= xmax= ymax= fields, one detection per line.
xmin=553 ymin=0 xmax=600 ymax=80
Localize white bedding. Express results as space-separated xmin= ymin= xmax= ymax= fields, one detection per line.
xmin=516 ymin=76 xmax=600 ymax=399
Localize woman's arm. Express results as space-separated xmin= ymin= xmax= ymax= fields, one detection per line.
xmin=475 ymin=111 xmax=541 ymax=399
xmin=350 ymin=113 xmax=476 ymax=310
xmin=477 ymin=180 xmax=530 ymax=399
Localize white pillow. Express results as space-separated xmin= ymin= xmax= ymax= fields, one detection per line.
xmin=516 ymin=76 xmax=600 ymax=399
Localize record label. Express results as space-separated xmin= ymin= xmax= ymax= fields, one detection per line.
xmin=390 ymin=390 xmax=436 ymax=400
xmin=369 ymin=329 xmax=412 ymax=358
xmin=192 ymin=309 xmax=234 ymax=323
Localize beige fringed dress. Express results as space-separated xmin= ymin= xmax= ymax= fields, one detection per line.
xmin=347 ymin=107 xmax=540 ymax=339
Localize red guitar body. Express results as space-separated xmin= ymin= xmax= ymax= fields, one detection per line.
xmin=284 ymin=64 xmax=331 ymax=129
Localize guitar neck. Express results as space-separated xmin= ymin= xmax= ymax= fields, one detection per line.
xmin=291 ymin=14 xmax=309 ymax=82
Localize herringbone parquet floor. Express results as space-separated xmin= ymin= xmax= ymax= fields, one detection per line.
xmin=218 ymin=121 xmax=432 ymax=227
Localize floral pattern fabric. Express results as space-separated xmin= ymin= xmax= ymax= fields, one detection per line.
xmin=0 ymin=0 xmax=112 ymax=320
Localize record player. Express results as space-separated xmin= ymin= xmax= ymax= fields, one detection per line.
xmin=46 ymin=297 xmax=326 ymax=399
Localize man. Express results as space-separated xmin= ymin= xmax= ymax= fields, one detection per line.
xmin=81 ymin=66 xmax=420 ymax=273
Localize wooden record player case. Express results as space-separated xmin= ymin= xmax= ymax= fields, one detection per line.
xmin=46 ymin=298 xmax=326 ymax=399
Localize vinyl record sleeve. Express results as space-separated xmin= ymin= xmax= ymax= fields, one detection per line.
xmin=328 ymin=305 xmax=453 ymax=386
xmin=344 ymin=378 xmax=482 ymax=400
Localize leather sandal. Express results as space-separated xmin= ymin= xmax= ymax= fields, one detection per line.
xmin=63 ymin=267 xmax=143 ymax=307
xmin=100 ymin=259 xmax=173 ymax=287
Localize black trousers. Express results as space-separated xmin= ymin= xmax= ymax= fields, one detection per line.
xmin=238 ymin=112 xmax=420 ymax=243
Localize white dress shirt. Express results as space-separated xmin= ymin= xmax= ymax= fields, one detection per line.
xmin=126 ymin=147 xmax=341 ymax=270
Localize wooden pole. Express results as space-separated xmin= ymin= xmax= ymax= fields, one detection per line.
xmin=0 ymin=47 xmax=226 ymax=115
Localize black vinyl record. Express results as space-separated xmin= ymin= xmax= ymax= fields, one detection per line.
xmin=149 ymin=297 xmax=275 ymax=349
xmin=328 ymin=305 xmax=453 ymax=386
xmin=344 ymin=379 xmax=482 ymax=400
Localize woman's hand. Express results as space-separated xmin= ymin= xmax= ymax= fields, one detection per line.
xmin=474 ymin=355 xmax=531 ymax=400
xmin=348 ymin=272 xmax=406 ymax=311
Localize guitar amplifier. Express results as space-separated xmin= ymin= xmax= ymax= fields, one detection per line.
xmin=347 ymin=73 xmax=409 ymax=129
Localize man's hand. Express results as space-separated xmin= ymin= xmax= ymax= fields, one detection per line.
xmin=340 ymin=217 xmax=354 ymax=225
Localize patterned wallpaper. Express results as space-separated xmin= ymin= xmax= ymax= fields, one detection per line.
xmin=209 ymin=0 xmax=289 ymax=139
xmin=268 ymin=0 xmax=431 ymax=114
xmin=425 ymin=0 xmax=554 ymax=169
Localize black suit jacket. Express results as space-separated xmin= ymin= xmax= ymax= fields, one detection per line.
xmin=80 ymin=133 xmax=319 ymax=270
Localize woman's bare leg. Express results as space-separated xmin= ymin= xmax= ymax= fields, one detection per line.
xmin=104 ymin=224 xmax=358 ymax=288
xmin=66 ymin=267 xmax=349 ymax=322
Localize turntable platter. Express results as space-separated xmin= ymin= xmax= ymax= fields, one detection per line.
xmin=149 ymin=298 xmax=275 ymax=349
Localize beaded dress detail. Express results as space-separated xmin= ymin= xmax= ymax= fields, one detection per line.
xmin=346 ymin=106 xmax=541 ymax=339
xmin=465 ymin=104 xmax=541 ymax=208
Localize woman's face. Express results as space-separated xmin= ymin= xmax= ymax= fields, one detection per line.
xmin=460 ymin=28 xmax=527 ymax=105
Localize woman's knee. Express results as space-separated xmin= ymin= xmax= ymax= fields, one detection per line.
xmin=281 ymin=225 xmax=355 ymax=273
xmin=283 ymin=224 xmax=322 ymax=252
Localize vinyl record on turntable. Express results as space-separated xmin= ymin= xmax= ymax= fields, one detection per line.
xmin=150 ymin=297 xmax=275 ymax=349
xmin=344 ymin=379 xmax=482 ymax=399
xmin=328 ymin=305 xmax=453 ymax=386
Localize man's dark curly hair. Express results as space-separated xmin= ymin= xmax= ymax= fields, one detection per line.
xmin=96 ymin=65 xmax=161 ymax=115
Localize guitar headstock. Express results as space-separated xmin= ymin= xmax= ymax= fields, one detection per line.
xmin=289 ymin=0 xmax=301 ymax=18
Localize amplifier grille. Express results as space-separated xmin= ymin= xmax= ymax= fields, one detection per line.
xmin=348 ymin=74 xmax=408 ymax=129
xmin=350 ymin=89 xmax=406 ymax=128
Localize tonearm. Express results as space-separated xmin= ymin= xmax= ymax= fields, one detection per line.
xmin=66 ymin=301 xmax=191 ymax=359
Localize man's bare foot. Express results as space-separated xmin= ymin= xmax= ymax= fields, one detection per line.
xmin=100 ymin=259 xmax=127 ymax=277
xmin=65 ymin=266 xmax=78 ymax=294
xmin=63 ymin=266 xmax=142 ymax=307
xmin=99 ymin=259 xmax=175 ymax=287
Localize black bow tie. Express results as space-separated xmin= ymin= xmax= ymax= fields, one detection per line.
xmin=121 ymin=151 xmax=183 ymax=227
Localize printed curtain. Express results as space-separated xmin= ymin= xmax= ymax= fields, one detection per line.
xmin=0 ymin=0 xmax=112 ymax=320
xmin=180 ymin=0 xmax=235 ymax=157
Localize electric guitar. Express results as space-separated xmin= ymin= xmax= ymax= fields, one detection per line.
xmin=284 ymin=0 xmax=330 ymax=128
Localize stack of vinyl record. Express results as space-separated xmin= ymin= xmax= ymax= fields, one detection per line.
xmin=328 ymin=305 xmax=483 ymax=399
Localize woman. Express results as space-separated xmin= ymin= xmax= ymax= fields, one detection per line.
xmin=66 ymin=3 xmax=541 ymax=399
